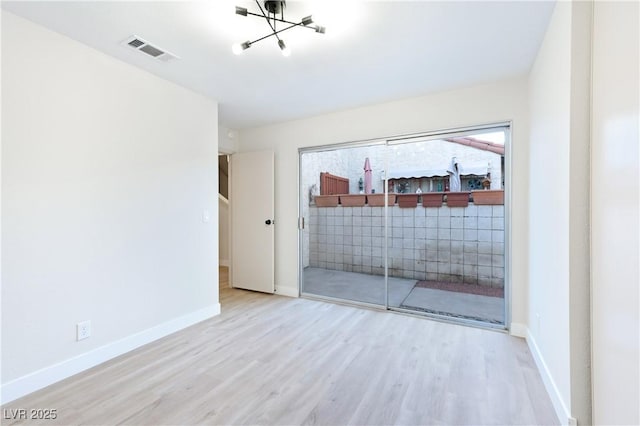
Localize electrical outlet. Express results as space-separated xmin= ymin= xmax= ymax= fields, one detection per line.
xmin=77 ymin=320 xmax=91 ymax=341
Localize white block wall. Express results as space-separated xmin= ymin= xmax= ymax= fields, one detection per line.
xmin=309 ymin=203 xmax=504 ymax=287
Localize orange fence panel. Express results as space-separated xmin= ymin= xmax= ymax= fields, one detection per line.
xmin=320 ymin=172 xmax=349 ymax=195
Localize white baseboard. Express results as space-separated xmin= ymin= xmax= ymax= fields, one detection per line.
xmin=219 ymin=259 xmax=230 ymax=267
xmin=274 ymin=286 xmax=299 ymax=298
xmin=525 ymin=327 xmax=571 ymax=426
xmin=0 ymin=303 xmax=220 ymax=405
xmin=509 ymin=322 xmax=528 ymax=338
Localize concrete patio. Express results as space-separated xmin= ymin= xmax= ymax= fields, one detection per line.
xmin=302 ymin=267 xmax=504 ymax=324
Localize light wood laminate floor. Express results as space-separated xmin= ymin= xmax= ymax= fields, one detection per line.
xmin=3 ymin=287 xmax=558 ymax=425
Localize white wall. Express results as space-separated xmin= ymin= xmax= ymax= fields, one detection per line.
xmin=527 ymin=2 xmax=593 ymax=424
xmin=528 ymin=3 xmax=571 ymax=420
xmin=591 ymin=2 xmax=640 ymax=424
xmin=218 ymin=125 xmax=239 ymax=154
xmin=239 ymin=78 xmax=529 ymax=328
xmin=1 ymin=12 xmax=219 ymax=401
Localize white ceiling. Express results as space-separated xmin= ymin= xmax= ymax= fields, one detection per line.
xmin=2 ymin=1 xmax=554 ymax=129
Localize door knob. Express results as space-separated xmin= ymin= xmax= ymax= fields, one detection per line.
xmin=265 ymin=219 xmax=272 ymax=225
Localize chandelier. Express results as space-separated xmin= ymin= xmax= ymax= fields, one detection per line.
xmin=233 ymin=1 xmax=326 ymax=57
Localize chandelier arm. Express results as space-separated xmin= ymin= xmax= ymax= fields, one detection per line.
xmin=247 ymin=22 xmax=302 ymax=46
xmin=245 ymin=11 xmax=316 ymax=29
xmin=247 ymin=12 xmax=315 ymax=31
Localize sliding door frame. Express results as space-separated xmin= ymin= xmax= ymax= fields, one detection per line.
xmin=297 ymin=121 xmax=512 ymax=331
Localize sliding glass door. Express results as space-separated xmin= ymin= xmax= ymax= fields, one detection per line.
xmin=385 ymin=129 xmax=507 ymax=326
xmin=299 ymin=125 xmax=509 ymax=328
xmin=300 ymin=142 xmax=388 ymax=306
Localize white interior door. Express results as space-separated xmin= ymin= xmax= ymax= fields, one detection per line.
xmin=230 ymin=151 xmax=275 ymax=293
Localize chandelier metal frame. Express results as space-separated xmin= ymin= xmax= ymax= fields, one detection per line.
xmin=233 ymin=1 xmax=325 ymax=56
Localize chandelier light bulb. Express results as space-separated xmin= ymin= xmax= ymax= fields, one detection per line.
xmin=278 ymin=40 xmax=291 ymax=57
xmin=232 ymin=41 xmax=251 ymax=55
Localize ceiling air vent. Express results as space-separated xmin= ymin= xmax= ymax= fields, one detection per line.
xmin=123 ymin=35 xmax=179 ymax=62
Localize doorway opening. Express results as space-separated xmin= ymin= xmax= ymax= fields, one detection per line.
xmin=299 ymin=124 xmax=509 ymax=329
xmin=219 ymin=154 xmax=230 ymax=292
